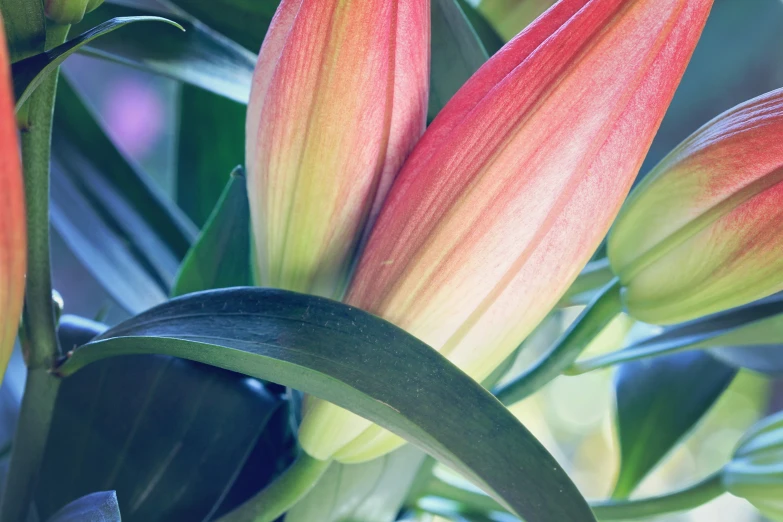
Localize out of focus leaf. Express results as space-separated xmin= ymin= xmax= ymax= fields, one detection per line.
xmin=47 ymin=491 xmax=121 ymax=522
xmin=165 ymin=0 xmax=279 ymax=52
xmin=0 ymin=0 xmax=46 ymax=62
xmin=710 ymin=344 xmax=783 ymax=376
xmin=58 ymin=288 xmax=597 ymax=522
xmin=51 ymin=76 xmax=197 ymax=313
xmin=0 ymin=348 xmax=26 ymax=490
xmin=478 ymin=0 xmax=556 ymax=41
xmin=76 ymin=2 xmax=255 ymax=103
xmin=176 ymin=87 xmax=246 ymax=226
xmin=12 ymin=16 xmax=181 ymax=110
xmin=429 ymin=0 xmax=488 ymax=120
xmin=456 ymin=0 xmax=504 ymax=55
xmin=37 ymin=315 xmax=289 ymax=522
xmin=172 ymin=170 xmax=252 ymax=296
xmin=613 ymin=351 xmax=737 ymax=498
xmin=286 ymin=446 xmax=427 ymax=522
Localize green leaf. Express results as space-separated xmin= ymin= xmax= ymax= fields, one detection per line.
xmin=165 ymin=0 xmax=280 ymax=53
xmin=47 ymin=491 xmax=121 ymax=522
xmin=57 ymin=288 xmax=596 ymax=522
xmin=710 ymin=344 xmax=783 ymax=376
xmin=286 ymin=447 xmax=427 ymax=522
xmin=172 ymin=169 xmax=252 ymax=297
xmin=50 ymin=76 xmax=197 ymax=313
xmin=37 ymin=315 xmax=291 ymax=522
xmin=0 ymin=0 xmax=47 ymax=62
xmin=76 ymin=3 xmax=255 ymax=103
xmin=429 ymin=0 xmax=488 ymax=121
xmin=613 ymin=352 xmax=737 ymax=499
xmin=12 ymin=16 xmax=183 ymax=110
xmin=456 ymin=0 xmax=504 ymax=56
xmin=176 ymin=87 xmax=246 ymax=226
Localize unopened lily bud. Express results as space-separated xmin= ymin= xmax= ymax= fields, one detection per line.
xmin=45 ymin=0 xmax=105 ymax=25
xmin=0 ymin=17 xmax=26 ymax=385
xmin=722 ymin=411 xmax=783 ymax=520
xmin=609 ymin=88 xmax=783 ymax=325
xmin=299 ymin=0 xmax=713 ymax=463
xmin=246 ymin=0 xmax=429 ymax=299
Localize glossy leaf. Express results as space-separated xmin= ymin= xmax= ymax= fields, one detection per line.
xmin=176 ymin=87 xmax=245 ymax=227
xmin=12 ymin=16 xmax=182 ymax=110
xmin=47 ymin=491 xmax=121 ymax=522
xmin=37 ymin=315 xmax=289 ymax=522
xmin=57 ymin=288 xmax=596 ymax=522
xmin=613 ymin=351 xmax=737 ymax=498
xmin=286 ymin=446 xmax=427 ymax=522
xmin=172 ymin=170 xmax=252 ymax=297
xmin=76 ymin=2 xmax=255 ymax=103
xmin=429 ymin=0 xmax=488 ymax=120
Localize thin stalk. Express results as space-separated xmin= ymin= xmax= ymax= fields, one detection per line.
xmin=591 ymin=472 xmax=725 ymax=520
xmin=216 ymin=453 xmax=332 ymax=522
xmin=493 ymin=279 xmax=622 ymax=406
xmin=559 ymin=258 xmax=616 ymax=307
xmin=0 ymin=23 xmax=69 ymax=522
xmin=564 ymin=340 xmax=691 ymax=375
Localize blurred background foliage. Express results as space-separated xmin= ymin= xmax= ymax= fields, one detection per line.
xmin=2 ymin=0 xmax=783 ymax=520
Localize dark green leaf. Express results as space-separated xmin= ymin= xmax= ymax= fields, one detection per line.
xmin=429 ymin=0 xmax=488 ymax=120
xmin=613 ymin=351 xmax=737 ymax=498
xmin=455 ymin=0 xmax=504 ymax=56
xmin=37 ymin=315 xmax=290 ymax=522
xmin=165 ymin=0 xmax=279 ymax=53
xmin=12 ymin=16 xmax=182 ymax=110
xmin=76 ymin=3 xmax=255 ymax=103
xmin=176 ymin=87 xmax=246 ymax=226
xmin=172 ymin=169 xmax=252 ymax=296
xmin=0 ymin=0 xmax=46 ymax=62
xmin=58 ymin=288 xmax=596 ymax=522
xmin=47 ymin=491 xmax=121 ymax=522
xmin=286 ymin=446 xmax=427 ymax=522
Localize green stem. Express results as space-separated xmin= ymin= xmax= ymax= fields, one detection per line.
xmin=0 ymin=23 xmax=70 ymax=522
xmin=564 ymin=339 xmax=692 ymax=376
xmin=493 ymin=279 xmax=622 ymax=406
xmin=591 ymin=472 xmax=725 ymax=520
xmin=415 ymin=478 xmax=508 ymax=515
xmin=559 ymin=258 xmax=616 ymax=307
xmin=217 ymin=453 xmax=332 ymax=522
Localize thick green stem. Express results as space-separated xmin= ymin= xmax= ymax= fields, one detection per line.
xmin=591 ymin=472 xmax=725 ymax=520
xmin=493 ymin=279 xmax=622 ymax=406
xmin=217 ymin=453 xmax=332 ymax=522
xmin=0 ymin=23 xmax=70 ymax=522
xmin=0 ymin=369 xmax=60 ymax=521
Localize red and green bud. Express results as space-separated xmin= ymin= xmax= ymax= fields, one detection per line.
xmin=246 ymin=0 xmax=430 ymax=299
xmin=45 ymin=0 xmax=104 ymax=24
xmin=299 ymin=0 xmax=713 ymax=463
xmin=609 ymin=88 xmax=783 ymax=325
xmin=0 ymin=17 xmax=26 ymax=385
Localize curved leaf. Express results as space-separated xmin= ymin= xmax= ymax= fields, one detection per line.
xmin=172 ymin=169 xmax=251 ymax=297
xmin=37 ymin=315 xmax=290 ymax=522
xmin=57 ymin=288 xmax=596 ymax=522
xmin=613 ymin=351 xmax=737 ymax=498
xmin=47 ymin=491 xmax=120 ymax=522
xmin=76 ymin=3 xmax=255 ymax=103
xmin=430 ymin=0 xmax=488 ymax=120
xmin=455 ymin=0 xmax=504 ymax=55
xmin=12 ymin=16 xmax=183 ymax=110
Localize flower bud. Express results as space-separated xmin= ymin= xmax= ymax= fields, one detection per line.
xmin=45 ymin=0 xmax=105 ymax=24
xmin=0 ymin=17 xmax=26 ymax=385
xmin=609 ymin=88 xmax=783 ymax=325
xmin=298 ymin=0 xmax=713 ymax=463
xmin=246 ymin=0 xmax=429 ymax=299
xmin=723 ymin=411 xmax=783 ymax=520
